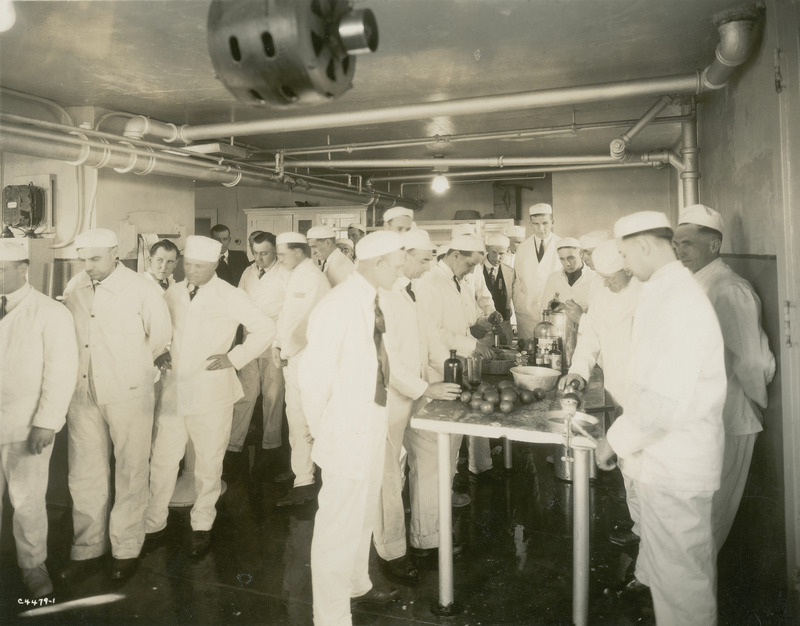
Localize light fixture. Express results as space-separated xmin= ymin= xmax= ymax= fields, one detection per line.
xmin=431 ymin=174 xmax=450 ymax=194
xmin=0 ymin=0 xmax=16 ymax=33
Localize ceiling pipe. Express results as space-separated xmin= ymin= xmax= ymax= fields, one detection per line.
xmin=123 ymin=115 xmax=185 ymax=143
xmin=702 ymin=8 xmax=760 ymax=90
xmin=369 ymin=161 xmax=660 ymax=183
xmin=680 ymin=110 xmax=700 ymax=206
xmin=0 ymin=123 xmax=410 ymax=208
xmin=276 ymin=115 xmax=692 ymax=157
xmin=610 ymin=95 xmax=675 ymax=161
xmin=285 ymin=155 xmax=618 ymax=169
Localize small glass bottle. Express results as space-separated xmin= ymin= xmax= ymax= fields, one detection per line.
xmin=533 ymin=310 xmax=557 ymax=359
xmin=535 ymin=347 xmax=545 ymax=367
xmin=543 ymin=346 xmax=552 ymax=368
xmin=444 ymin=349 xmax=463 ymax=386
xmin=550 ymin=341 xmax=563 ymax=372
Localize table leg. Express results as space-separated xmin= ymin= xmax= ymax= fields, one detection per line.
xmin=503 ymin=436 xmax=512 ymax=469
xmin=433 ymin=432 xmax=458 ymax=615
xmin=572 ymin=446 xmax=591 ymax=626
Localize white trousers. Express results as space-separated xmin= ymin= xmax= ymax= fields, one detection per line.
xmin=311 ymin=405 xmax=386 ymax=626
xmin=403 ymin=427 xmax=462 ymax=550
xmin=712 ymin=432 xmax=757 ymax=552
xmin=634 ymin=480 xmax=717 ymax=626
xmin=228 ymin=356 xmax=285 ymax=452
xmin=373 ymin=392 xmax=417 ymax=561
xmin=67 ymin=388 xmax=154 ymax=560
xmin=0 ymin=441 xmax=53 ymax=569
xmin=146 ymin=405 xmax=233 ymax=532
xmin=284 ymin=355 xmax=315 ymax=487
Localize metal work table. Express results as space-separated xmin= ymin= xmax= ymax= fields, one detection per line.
xmin=410 ymin=369 xmax=608 ymax=625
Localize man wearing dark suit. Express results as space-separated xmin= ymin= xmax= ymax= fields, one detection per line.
xmin=483 ymin=233 xmax=515 ymax=321
xmin=210 ymin=224 xmax=250 ymax=286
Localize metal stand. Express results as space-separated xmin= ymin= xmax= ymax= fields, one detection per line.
xmin=502 ymin=436 xmax=513 ymax=469
xmin=572 ymin=445 xmax=591 ymax=626
xmin=434 ymin=432 xmax=460 ymax=616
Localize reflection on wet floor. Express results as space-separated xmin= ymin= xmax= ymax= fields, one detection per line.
xmin=1 ymin=432 xmax=790 ymax=625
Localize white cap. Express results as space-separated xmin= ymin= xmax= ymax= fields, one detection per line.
xmin=451 ymin=223 xmax=476 ymax=237
xmin=276 ymin=232 xmax=307 ymax=245
xmin=356 ymin=230 xmax=405 ymax=260
xmin=505 ymin=225 xmax=527 ymax=239
xmin=557 ymin=237 xmax=581 ymax=250
xmin=184 ymin=235 xmax=222 ymax=262
xmin=74 ymin=228 xmax=118 ymax=249
xmin=578 ymin=230 xmax=611 ymax=251
xmin=347 ymin=222 xmax=366 ymax=232
xmin=403 ymin=229 xmax=435 ymax=251
xmin=678 ymin=204 xmax=724 ymax=235
xmin=383 ymin=207 xmax=414 ymax=223
xmin=335 ymin=238 xmax=354 ymax=248
xmin=528 ymin=202 xmax=553 ymax=216
xmin=486 ymin=233 xmax=510 ymax=248
xmin=306 ymin=225 xmax=336 ymax=240
xmin=614 ymin=211 xmax=672 ymax=238
xmin=0 ymin=240 xmax=28 ymax=261
xmin=437 ymin=244 xmax=450 ymax=256
xmin=592 ymin=240 xmax=625 ymax=275
xmin=449 ymin=234 xmax=485 ymax=253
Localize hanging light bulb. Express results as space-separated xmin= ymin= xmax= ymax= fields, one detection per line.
xmin=431 ymin=174 xmax=450 ymax=194
xmin=0 ymin=0 xmax=16 ymax=33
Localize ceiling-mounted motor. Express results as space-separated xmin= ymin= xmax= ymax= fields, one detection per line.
xmin=207 ymin=0 xmax=378 ymax=107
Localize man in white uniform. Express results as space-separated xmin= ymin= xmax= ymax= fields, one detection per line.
xmin=143 ymin=239 xmax=180 ymax=291
xmin=383 ymin=207 xmax=414 ymax=233
xmin=577 ymin=230 xmax=611 ymax=272
xmin=595 ymin=211 xmax=726 ymax=625
xmin=272 ymin=232 xmax=331 ymax=507
xmin=307 ymin=225 xmax=354 ymax=288
xmin=61 ymin=228 xmax=172 ymax=582
xmin=0 ymin=241 xmax=78 ymax=598
xmin=374 ymin=229 xmax=459 ymax=584
xmin=226 ymin=231 xmax=291 ymax=482
xmin=415 ymin=235 xmax=495 ymax=509
xmin=541 ymin=237 xmax=597 ymax=365
xmin=512 ymin=203 xmax=562 ymax=339
xmin=145 ymin=236 xmax=275 ymax=557
xmin=559 ymin=239 xmax=642 ymax=546
xmin=673 ymin=204 xmax=775 ymax=552
xmin=347 ymin=223 xmax=366 ymax=247
xmin=336 ymin=237 xmax=356 ymax=262
xmin=504 ymin=224 xmax=527 ymax=270
xmin=301 ymin=231 xmax=406 ymax=625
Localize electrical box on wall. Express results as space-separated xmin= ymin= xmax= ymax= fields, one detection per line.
xmin=2 ymin=174 xmax=56 ymax=235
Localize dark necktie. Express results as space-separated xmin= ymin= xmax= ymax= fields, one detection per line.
xmin=566 ymin=267 xmax=583 ymax=287
xmin=321 ymin=259 xmax=327 ymax=272
xmin=188 ymin=285 xmax=199 ymax=301
xmin=405 ymin=282 xmax=416 ymax=302
xmin=91 ymin=281 xmax=99 ymax=293
xmin=453 ymin=275 xmax=461 ymax=293
xmin=159 ymin=279 xmax=169 ymax=291
xmin=0 ymin=295 xmax=6 ymax=320
xmin=373 ymin=296 xmax=390 ymax=407
xmin=536 ymin=239 xmax=545 ymax=262
xmin=258 ymin=268 xmax=266 ymax=279
xmin=488 ymin=266 xmax=496 ymax=284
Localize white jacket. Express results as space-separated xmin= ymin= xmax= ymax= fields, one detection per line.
xmin=607 ymin=261 xmax=726 ymax=492
xmin=568 ymin=278 xmax=641 ymax=406
xmin=299 ymin=272 xmax=387 ymax=479
xmin=1 ymin=284 xmax=78 ymax=444
xmin=63 ymin=264 xmax=172 ymax=405
xmin=693 ymin=258 xmax=775 ymax=435
xmin=275 ymin=258 xmax=330 ymax=360
xmin=512 ymin=233 xmax=562 ymax=335
xmin=415 ymin=260 xmax=481 ymax=358
xmin=160 ymin=276 xmax=276 ymax=414
xmin=322 ymin=247 xmax=355 ymax=288
xmin=540 ymin=264 xmax=597 ymax=314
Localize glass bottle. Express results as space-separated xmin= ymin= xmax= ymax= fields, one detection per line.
xmin=533 ymin=310 xmax=556 ymax=362
xmin=550 ymin=340 xmax=563 ymax=372
xmin=444 ymin=349 xmax=463 ymax=386
xmin=548 ymin=292 xmax=567 ymax=338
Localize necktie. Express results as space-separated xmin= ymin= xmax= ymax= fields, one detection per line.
xmin=489 ymin=266 xmax=496 ymax=283
xmin=536 ymin=239 xmax=544 ymax=262
xmin=453 ymin=275 xmax=461 ymax=293
xmin=91 ymin=281 xmax=99 ymax=293
xmin=188 ymin=285 xmax=199 ymax=301
xmin=159 ymin=279 xmax=169 ymax=291
xmin=373 ymin=296 xmax=390 ymax=407
xmin=0 ymin=295 xmax=6 ymax=320
xmin=258 ymin=268 xmax=266 ymax=279
xmin=321 ymin=259 xmax=327 ymax=272
xmin=405 ymin=282 xmax=416 ymax=302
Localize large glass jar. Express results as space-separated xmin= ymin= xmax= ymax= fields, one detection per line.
xmin=533 ymin=310 xmax=557 ymax=364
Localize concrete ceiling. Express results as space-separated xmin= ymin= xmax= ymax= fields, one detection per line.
xmin=0 ymin=0 xmax=757 ymax=187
